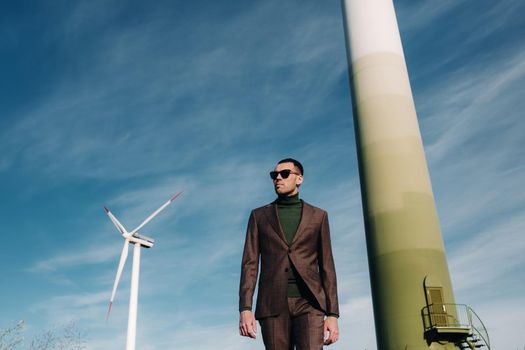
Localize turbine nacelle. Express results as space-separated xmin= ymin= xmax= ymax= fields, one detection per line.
xmin=128 ymin=233 xmax=154 ymax=248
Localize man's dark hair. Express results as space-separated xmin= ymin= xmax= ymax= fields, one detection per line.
xmin=278 ymin=158 xmax=304 ymax=175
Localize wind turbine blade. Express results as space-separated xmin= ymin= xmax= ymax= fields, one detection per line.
xmin=104 ymin=207 xmax=128 ymax=236
xmin=106 ymin=240 xmax=129 ymax=320
xmin=130 ymin=192 xmax=182 ymax=235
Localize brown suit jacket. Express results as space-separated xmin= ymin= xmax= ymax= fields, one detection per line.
xmin=239 ymin=200 xmax=339 ymax=319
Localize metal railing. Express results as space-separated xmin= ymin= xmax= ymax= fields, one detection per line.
xmin=468 ymin=306 xmax=490 ymax=349
xmin=422 ymin=303 xmax=490 ymax=349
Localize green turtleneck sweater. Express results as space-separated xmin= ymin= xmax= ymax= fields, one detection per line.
xmin=276 ymin=194 xmax=303 ymax=297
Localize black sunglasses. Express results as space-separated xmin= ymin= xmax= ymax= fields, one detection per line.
xmin=269 ymin=169 xmax=301 ymax=180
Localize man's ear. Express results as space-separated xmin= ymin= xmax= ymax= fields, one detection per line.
xmin=296 ymin=175 xmax=303 ymax=186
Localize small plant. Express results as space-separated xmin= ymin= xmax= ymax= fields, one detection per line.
xmin=0 ymin=321 xmax=85 ymax=350
xmin=0 ymin=321 xmax=24 ymax=350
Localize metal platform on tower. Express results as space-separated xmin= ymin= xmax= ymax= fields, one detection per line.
xmin=422 ymin=303 xmax=490 ymax=349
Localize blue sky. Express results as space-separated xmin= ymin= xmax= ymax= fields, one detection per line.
xmin=1 ymin=0 xmax=524 ymax=349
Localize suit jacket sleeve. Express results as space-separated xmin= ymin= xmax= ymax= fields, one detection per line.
xmin=239 ymin=210 xmax=259 ymax=312
xmin=319 ymin=211 xmax=340 ymax=317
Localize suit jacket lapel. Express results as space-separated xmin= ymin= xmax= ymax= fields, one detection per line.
xmin=264 ymin=203 xmax=288 ymax=245
xmin=291 ymin=201 xmax=314 ymax=245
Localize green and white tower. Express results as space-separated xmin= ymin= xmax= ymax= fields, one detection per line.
xmin=341 ymin=0 xmax=490 ymax=349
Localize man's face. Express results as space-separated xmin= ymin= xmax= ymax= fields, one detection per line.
xmin=272 ymin=162 xmax=303 ymax=197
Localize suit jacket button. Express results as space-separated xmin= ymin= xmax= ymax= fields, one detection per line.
xmin=285 ymin=268 xmax=289 ymax=272
xmin=288 ymin=248 xmax=292 ymax=253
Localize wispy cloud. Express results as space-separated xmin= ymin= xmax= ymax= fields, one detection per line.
xmin=29 ymin=291 xmax=112 ymax=330
xmin=422 ymin=46 xmax=525 ymax=162
xmin=27 ymin=244 xmax=118 ymax=273
xmin=449 ymin=212 xmax=525 ymax=294
xmin=396 ymin=0 xmax=460 ymax=31
xmin=0 ymin=0 xmax=347 ymax=185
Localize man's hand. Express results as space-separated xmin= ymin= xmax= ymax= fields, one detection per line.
xmin=323 ymin=316 xmax=339 ymax=345
xmin=239 ymin=310 xmax=257 ymax=339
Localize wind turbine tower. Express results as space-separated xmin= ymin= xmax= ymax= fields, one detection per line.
xmin=340 ymin=0 xmax=490 ymax=349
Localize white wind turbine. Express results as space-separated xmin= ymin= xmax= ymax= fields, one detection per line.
xmin=104 ymin=192 xmax=181 ymax=350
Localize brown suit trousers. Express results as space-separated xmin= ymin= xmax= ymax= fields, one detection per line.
xmin=239 ymin=201 xmax=339 ymax=348
xmin=259 ymin=296 xmax=325 ymax=350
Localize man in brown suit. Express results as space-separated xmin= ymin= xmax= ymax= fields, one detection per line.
xmin=239 ymin=158 xmax=339 ymax=349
